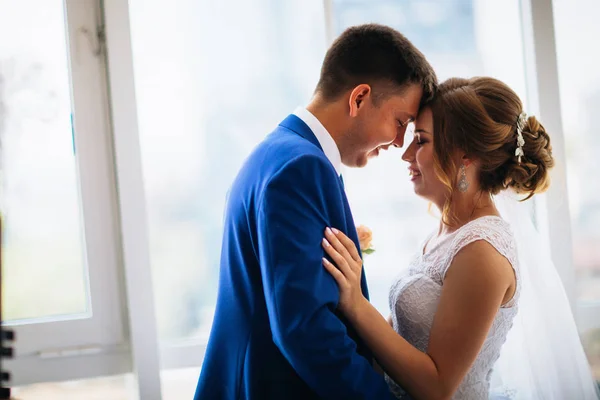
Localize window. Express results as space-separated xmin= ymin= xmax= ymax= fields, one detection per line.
xmin=1 ymin=0 xmax=88 ymax=323
xmin=1 ymin=0 xmax=125 ymax=385
xmin=553 ymin=0 xmax=600 ymax=380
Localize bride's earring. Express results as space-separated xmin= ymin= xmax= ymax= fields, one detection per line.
xmin=458 ymin=164 xmax=469 ymax=193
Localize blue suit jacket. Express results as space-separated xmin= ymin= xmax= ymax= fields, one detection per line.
xmin=194 ymin=115 xmax=396 ymax=399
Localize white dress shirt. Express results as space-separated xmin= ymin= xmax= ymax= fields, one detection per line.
xmin=293 ymin=107 xmax=342 ymax=176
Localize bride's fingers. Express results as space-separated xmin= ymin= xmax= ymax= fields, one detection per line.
xmin=332 ymin=228 xmax=361 ymax=263
xmin=325 ymin=228 xmax=355 ymax=265
xmin=322 ymin=238 xmax=353 ymax=278
xmin=322 ymin=257 xmax=347 ymax=287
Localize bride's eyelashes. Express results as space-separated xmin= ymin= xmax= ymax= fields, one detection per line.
xmin=414 ymin=133 xmax=427 ymax=146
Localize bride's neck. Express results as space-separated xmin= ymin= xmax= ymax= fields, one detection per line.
xmin=437 ymin=190 xmax=497 ymax=236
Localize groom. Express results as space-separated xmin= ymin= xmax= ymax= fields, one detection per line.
xmin=195 ymin=24 xmax=436 ymax=399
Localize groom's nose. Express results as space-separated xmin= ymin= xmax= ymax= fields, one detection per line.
xmin=391 ymin=131 xmax=405 ymax=148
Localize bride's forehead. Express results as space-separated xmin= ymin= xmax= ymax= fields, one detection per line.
xmin=414 ymin=108 xmax=433 ymax=129
xmin=416 ymin=106 xmax=433 ymax=120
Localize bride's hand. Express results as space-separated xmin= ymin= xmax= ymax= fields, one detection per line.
xmin=322 ymin=227 xmax=368 ymax=319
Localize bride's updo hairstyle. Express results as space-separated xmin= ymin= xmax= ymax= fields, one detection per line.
xmin=430 ymin=77 xmax=555 ymax=223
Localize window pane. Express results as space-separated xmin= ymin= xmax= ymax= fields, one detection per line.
xmin=553 ymin=0 xmax=600 ymax=380
xmin=0 ymin=1 xmax=89 ymax=322
xmin=129 ymin=0 xmax=327 ymax=342
xmin=332 ymin=0 xmax=528 ymax=312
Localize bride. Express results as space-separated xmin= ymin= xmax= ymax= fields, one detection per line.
xmin=321 ymin=77 xmax=599 ymax=399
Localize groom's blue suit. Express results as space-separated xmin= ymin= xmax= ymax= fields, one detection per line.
xmin=194 ymin=114 xmax=395 ymax=399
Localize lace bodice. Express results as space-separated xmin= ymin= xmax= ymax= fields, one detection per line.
xmin=386 ymin=216 xmax=520 ymax=400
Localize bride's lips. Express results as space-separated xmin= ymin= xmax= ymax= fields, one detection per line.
xmin=408 ymin=167 xmax=422 ymax=181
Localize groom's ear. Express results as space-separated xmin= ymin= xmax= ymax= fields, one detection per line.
xmin=348 ymin=84 xmax=372 ymax=117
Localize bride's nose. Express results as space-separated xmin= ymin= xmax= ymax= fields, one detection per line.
xmin=402 ymin=141 xmax=415 ymax=162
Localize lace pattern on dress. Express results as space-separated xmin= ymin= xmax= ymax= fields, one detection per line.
xmin=386 ymin=216 xmax=520 ymax=399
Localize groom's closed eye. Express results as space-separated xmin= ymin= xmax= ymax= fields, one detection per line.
xmin=398 ymin=116 xmax=415 ymax=127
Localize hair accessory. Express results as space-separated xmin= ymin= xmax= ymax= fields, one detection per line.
xmin=515 ymin=112 xmax=527 ymax=164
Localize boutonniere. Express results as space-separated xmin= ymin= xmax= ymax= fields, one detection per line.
xmin=356 ymin=225 xmax=375 ymax=255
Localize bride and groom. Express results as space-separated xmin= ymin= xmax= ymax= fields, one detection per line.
xmin=195 ymin=24 xmax=598 ymax=399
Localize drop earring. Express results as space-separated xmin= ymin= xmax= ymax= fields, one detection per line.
xmin=458 ymin=164 xmax=469 ymax=193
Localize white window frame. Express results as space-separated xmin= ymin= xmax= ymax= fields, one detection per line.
xmin=8 ymin=0 xmax=164 ymax=396
xmin=102 ymin=0 xmax=162 ymax=397
xmin=5 ymin=0 xmax=128 ymax=386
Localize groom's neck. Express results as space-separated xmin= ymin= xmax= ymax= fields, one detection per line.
xmin=306 ymin=96 xmax=348 ymax=150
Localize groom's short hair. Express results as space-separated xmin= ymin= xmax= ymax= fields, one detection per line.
xmin=315 ymin=24 xmax=437 ymax=105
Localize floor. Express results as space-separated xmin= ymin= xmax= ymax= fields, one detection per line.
xmin=9 ymin=367 xmax=201 ymax=400
xmin=9 ymin=365 xmax=600 ymax=399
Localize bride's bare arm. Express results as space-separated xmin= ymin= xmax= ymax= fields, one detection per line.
xmin=322 ymin=228 xmax=514 ymax=400
xmin=373 ymin=316 xmax=394 ymax=375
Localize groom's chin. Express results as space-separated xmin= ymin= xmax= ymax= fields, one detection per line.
xmin=355 ymin=154 xmax=372 ymax=168
xmin=364 ymin=149 xmax=381 ymax=162
xmin=343 ymin=148 xmax=378 ymax=168
xmin=369 ymin=150 xmax=380 ymax=159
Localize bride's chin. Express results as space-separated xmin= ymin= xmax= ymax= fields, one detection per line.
xmin=413 ymin=186 xmax=432 ymax=200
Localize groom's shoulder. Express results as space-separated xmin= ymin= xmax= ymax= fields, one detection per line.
xmin=237 ymin=134 xmax=334 ymax=192
xmin=265 ymin=124 xmax=322 ymax=152
xmin=251 ymin=126 xmax=329 ymax=168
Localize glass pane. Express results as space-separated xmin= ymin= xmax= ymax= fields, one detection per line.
xmin=0 ymin=0 xmax=89 ymax=322
xmin=553 ymin=0 xmax=600 ymax=380
xmin=129 ymin=0 xmax=327 ymax=342
xmin=332 ymin=0 xmax=528 ymax=312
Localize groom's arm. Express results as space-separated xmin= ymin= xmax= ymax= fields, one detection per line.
xmin=257 ymin=155 xmax=395 ymax=400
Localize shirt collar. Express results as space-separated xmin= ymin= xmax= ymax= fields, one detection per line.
xmin=292 ymin=107 xmax=342 ymax=176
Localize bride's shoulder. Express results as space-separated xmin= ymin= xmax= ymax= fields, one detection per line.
xmin=449 ymin=216 xmax=517 ymax=264
xmin=456 ymin=215 xmax=514 ymax=242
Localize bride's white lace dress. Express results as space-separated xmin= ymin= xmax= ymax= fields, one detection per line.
xmin=386 ymin=216 xmax=520 ymax=400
